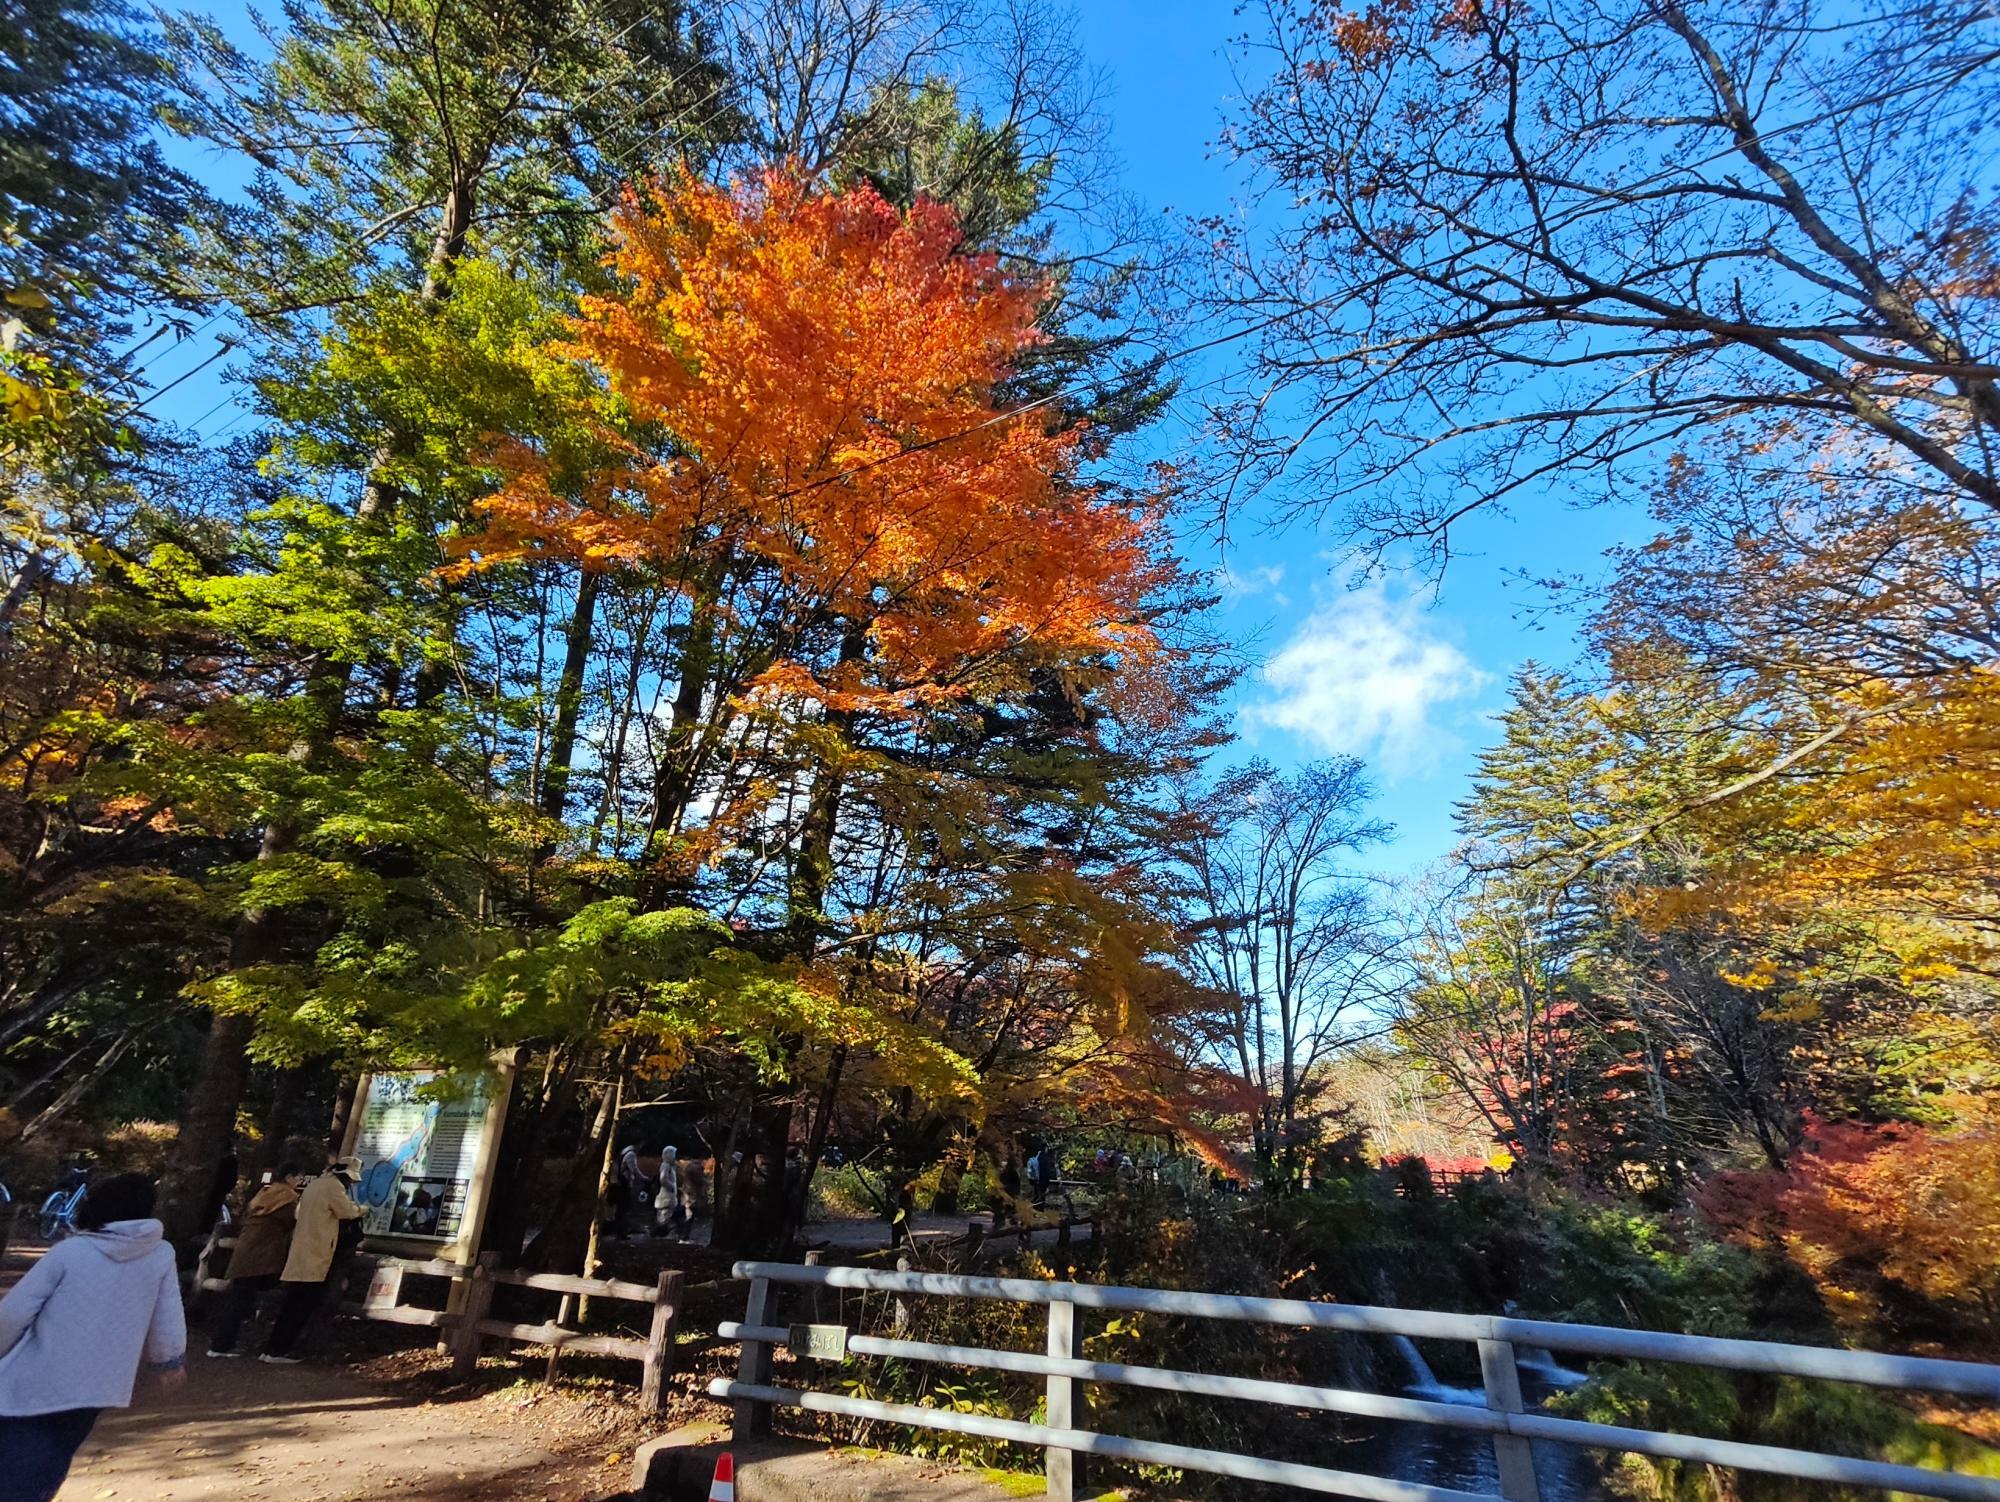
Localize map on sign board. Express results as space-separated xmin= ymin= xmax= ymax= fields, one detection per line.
xmin=352 ymin=1070 xmax=493 ymax=1240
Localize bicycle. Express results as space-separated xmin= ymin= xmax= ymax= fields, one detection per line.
xmin=39 ymin=1161 xmax=91 ymax=1241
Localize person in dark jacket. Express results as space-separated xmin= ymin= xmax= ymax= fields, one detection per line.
xmin=197 ymin=1144 xmax=240 ymax=1239
xmin=206 ymin=1163 xmax=308 ymax=1357
xmin=1031 ymin=1144 xmax=1059 ymax=1209
xmin=994 ymin=1155 xmax=1022 ymax=1230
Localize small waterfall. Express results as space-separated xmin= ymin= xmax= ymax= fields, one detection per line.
xmin=1389 ymin=1335 xmax=1485 ymax=1405
xmin=1498 ymin=1302 xmax=1590 ymax=1389
xmin=1390 ymin=1334 xmax=1440 ymax=1388
xmin=1517 ymin=1345 xmax=1589 ymax=1388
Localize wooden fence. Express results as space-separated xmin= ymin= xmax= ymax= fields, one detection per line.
xmin=195 ymin=1237 xmax=681 ymax=1412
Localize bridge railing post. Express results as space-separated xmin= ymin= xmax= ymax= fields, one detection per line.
xmin=734 ymin=1275 xmax=774 ymax=1440
xmin=1478 ymin=1337 xmax=1542 ymax=1502
xmin=1045 ymin=1297 xmax=1079 ymax=1502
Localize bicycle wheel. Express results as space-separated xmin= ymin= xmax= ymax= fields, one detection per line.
xmin=38 ymin=1191 xmax=66 ymax=1241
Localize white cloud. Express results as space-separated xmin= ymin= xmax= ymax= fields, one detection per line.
xmin=1240 ymin=583 xmax=1488 ymax=770
xmin=1219 ymin=561 xmax=1287 ymax=605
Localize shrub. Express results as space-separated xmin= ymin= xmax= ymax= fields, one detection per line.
xmin=1704 ymin=1102 xmax=2000 ymax=1353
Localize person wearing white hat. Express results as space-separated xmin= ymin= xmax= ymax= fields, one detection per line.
xmin=655 ymin=1147 xmax=685 ymax=1239
xmin=260 ymin=1156 xmax=365 ymax=1363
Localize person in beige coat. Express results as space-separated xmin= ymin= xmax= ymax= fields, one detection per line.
xmin=260 ymin=1158 xmax=365 ymax=1363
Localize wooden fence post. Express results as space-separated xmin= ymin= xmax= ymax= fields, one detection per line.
xmin=1478 ymin=1338 xmax=1543 ymax=1502
xmin=1045 ymin=1298 xmax=1080 ymax=1502
xmin=733 ymin=1276 xmax=774 ymax=1440
xmin=640 ymin=1269 xmax=683 ymax=1414
xmin=545 ymin=1293 xmax=573 ymax=1385
xmin=449 ymin=1252 xmax=498 ymax=1381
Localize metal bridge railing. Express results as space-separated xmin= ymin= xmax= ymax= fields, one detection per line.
xmin=708 ymin=1260 xmax=2000 ymax=1502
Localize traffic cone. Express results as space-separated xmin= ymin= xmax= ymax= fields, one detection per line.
xmin=707 ymin=1451 xmax=736 ymax=1502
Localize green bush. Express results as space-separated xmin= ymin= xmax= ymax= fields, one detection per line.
xmin=826 ymin=1252 xmax=1055 ymax=1470
xmin=955 ymin=1165 xmax=991 ymax=1213
xmin=805 ymin=1167 xmax=2000 ymax=1501
xmin=1555 ymin=1368 xmax=2000 ymax=1502
xmin=810 ymin=1161 xmax=888 ymax=1221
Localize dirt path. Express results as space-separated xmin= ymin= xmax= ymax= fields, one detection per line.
xmin=55 ymin=1350 xmax=642 ymax=1502
xmin=10 ymin=1214 xmax=1082 ymax=1502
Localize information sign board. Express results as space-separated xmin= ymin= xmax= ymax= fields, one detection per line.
xmin=351 ymin=1070 xmax=496 ymax=1241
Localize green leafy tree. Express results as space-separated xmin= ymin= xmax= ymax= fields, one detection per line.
xmin=129 ymin=0 xmax=738 ymax=1241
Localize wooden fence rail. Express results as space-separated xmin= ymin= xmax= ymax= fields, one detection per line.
xmin=195 ymin=1236 xmax=680 ymax=1412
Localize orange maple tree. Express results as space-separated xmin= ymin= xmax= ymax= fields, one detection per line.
xmin=460 ymin=169 xmax=1165 ymax=714
xmin=1702 ymin=1102 xmax=2000 ymax=1348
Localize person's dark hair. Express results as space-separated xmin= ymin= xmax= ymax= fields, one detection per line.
xmin=275 ymin=1161 xmax=299 ymax=1180
xmin=76 ymin=1172 xmax=158 ymax=1230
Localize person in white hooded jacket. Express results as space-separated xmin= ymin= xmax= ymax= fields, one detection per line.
xmin=0 ymin=1172 xmax=186 ymax=1501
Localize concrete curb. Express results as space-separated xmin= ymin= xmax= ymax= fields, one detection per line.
xmin=631 ymin=1424 xmax=1047 ymax=1501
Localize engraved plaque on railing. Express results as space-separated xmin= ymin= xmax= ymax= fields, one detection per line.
xmin=788 ymin=1323 xmax=850 ymax=1362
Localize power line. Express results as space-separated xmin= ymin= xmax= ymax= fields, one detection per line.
xmin=205 ymin=408 xmax=257 ymax=443
xmin=182 ymin=387 xmax=240 ymax=434
xmin=117 ymin=338 xmax=235 ymax=418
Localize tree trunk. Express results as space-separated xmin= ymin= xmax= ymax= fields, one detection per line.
xmin=157 ymin=1012 xmax=256 ymax=1249
xmin=788 ymin=1043 xmax=847 ymax=1236
xmin=520 ymin=1078 xmax=620 ymax=1272
xmin=929 ymin=1143 xmax=967 ymax=1215
xmin=539 ymin=572 xmax=600 ymax=827
xmin=154 ymin=166 xmax=488 ymax=1251
xmin=6 ymin=1035 xmax=98 ymax=1115
xmin=157 ymin=815 xmax=297 ymax=1248
xmin=710 ymin=1094 xmax=795 ymax=1256
xmin=712 ymin=631 xmax=862 ymax=1255
xmin=326 ymin=1073 xmax=360 ymax=1158
xmin=637 ymin=583 xmax=723 ymax=908
xmin=480 ymin=1048 xmax=582 ymax=1264
xmin=252 ymin=1065 xmax=311 ymax=1182
xmin=0 ymin=975 xmax=91 ymax=1054
xmin=0 ymin=550 xmax=52 ymax=640
xmin=581 ymin=1070 xmax=624 ymax=1283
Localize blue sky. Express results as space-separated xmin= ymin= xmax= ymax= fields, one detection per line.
xmin=129 ymin=0 xmax=1656 ymax=875
xmin=1071 ymin=1 xmax=1650 ymax=873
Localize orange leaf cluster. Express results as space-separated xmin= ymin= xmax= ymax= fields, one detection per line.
xmin=1702 ymin=1103 xmax=2000 ymax=1345
xmin=464 ymin=171 xmax=1164 ymax=711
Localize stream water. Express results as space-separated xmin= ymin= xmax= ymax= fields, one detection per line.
xmin=1324 ymin=1337 xmax=1608 ymax=1499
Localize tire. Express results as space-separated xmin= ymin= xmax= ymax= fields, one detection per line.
xmin=38 ymin=1191 xmax=66 ymax=1242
